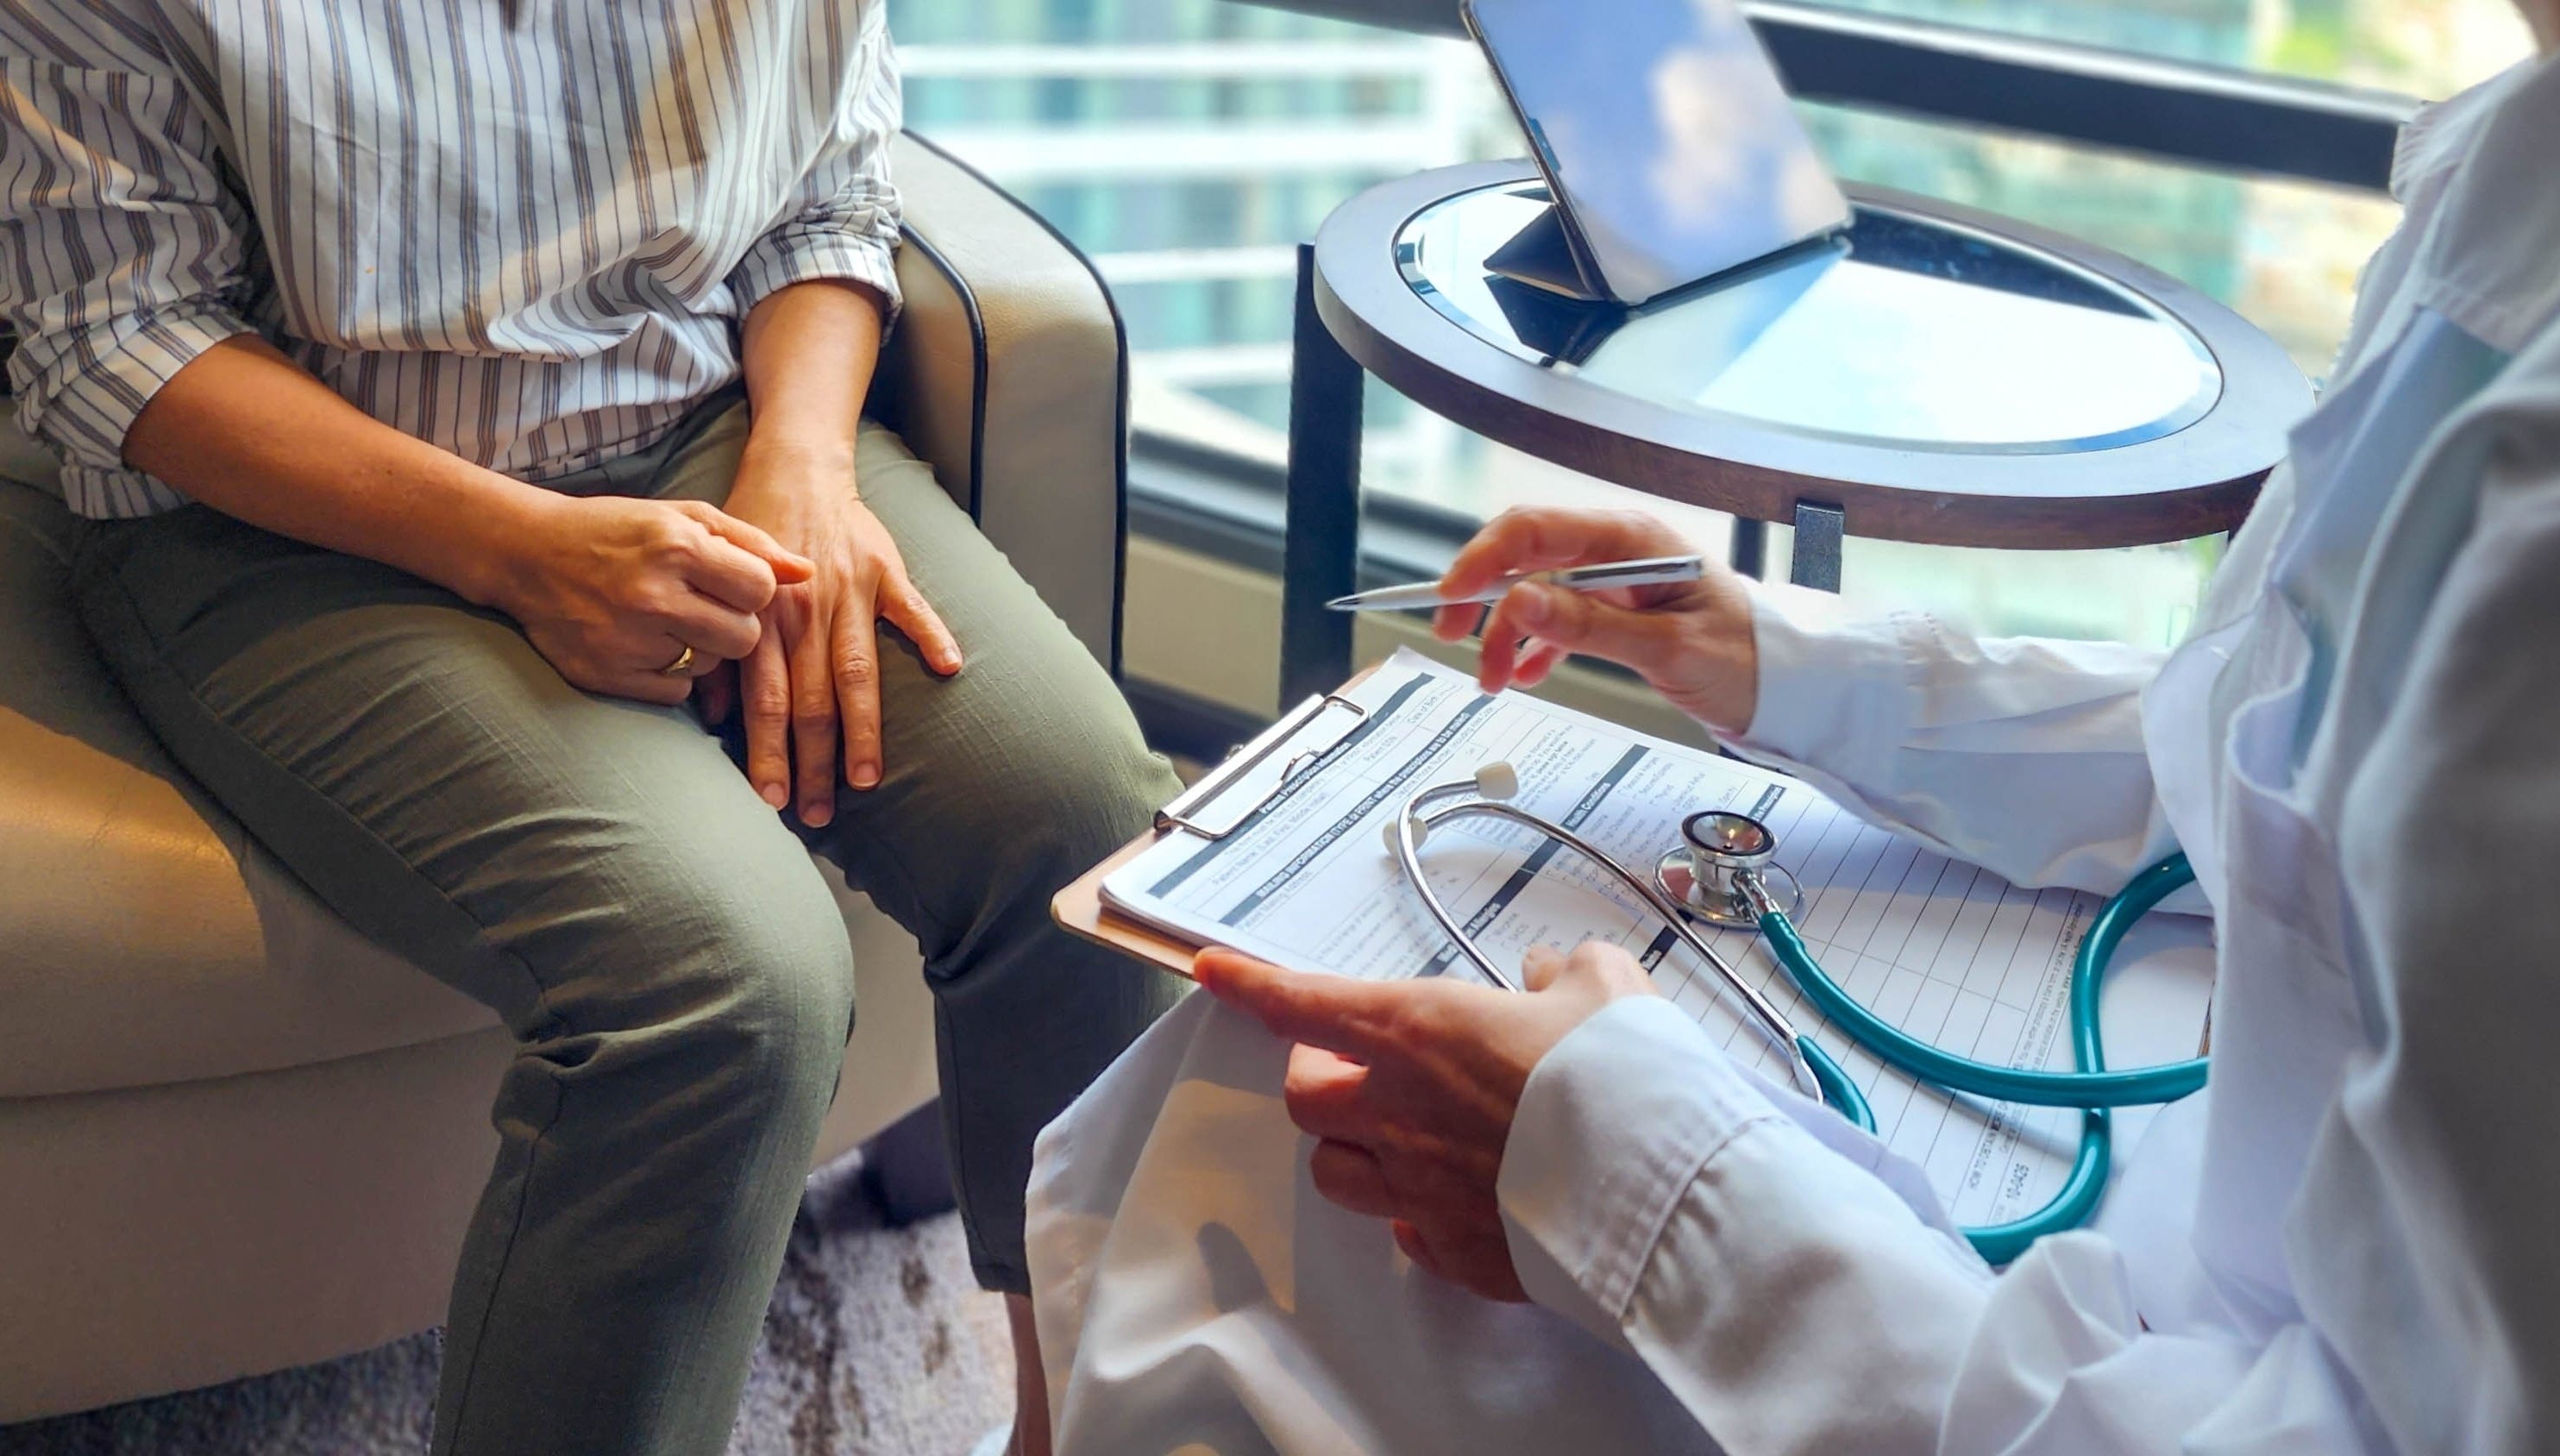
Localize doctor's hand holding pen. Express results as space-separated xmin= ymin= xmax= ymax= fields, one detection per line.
xmin=1431 ymin=507 xmax=1762 ymax=733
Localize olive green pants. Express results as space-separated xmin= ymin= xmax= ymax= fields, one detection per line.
xmin=72 ymin=397 xmax=1183 ymax=1456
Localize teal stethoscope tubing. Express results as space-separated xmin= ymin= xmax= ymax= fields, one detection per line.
xmin=1766 ymin=853 xmax=2202 ymax=1263
xmin=1767 ymin=854 xmax=2208 ymax=1110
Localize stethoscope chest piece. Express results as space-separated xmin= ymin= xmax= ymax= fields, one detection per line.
xmin=1655 ymin=809 xmax=1803 ymax=927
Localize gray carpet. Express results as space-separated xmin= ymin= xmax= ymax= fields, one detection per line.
xmin=0 ymin=1153 xmax=1014 ymax=1456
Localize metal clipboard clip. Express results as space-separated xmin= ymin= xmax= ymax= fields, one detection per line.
xmin=1154 ymin=691 xmax=1368 ymax=842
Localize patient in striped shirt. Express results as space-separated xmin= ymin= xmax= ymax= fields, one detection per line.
xmin=0 ymin=3 xmax=1171 ymax=1452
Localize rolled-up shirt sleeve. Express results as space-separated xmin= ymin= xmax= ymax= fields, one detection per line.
xmin=726 ymin=3 xmax=904 ymax=325
xmin=2 ymin=22 xmax=254 ymax=514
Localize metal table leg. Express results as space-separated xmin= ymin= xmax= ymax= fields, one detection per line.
xmin=1729 ymin=518 xmax=1767 ymax=580
xmin=1790 ymin=500 xmax=1844 ymax=593
xmin=1282 ymin=242 xmax=1364 ymax=705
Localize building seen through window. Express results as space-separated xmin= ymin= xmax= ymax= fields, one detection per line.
xmin=894 ymin=1 xmax=1484 ymax=463
xmin=889 ymin=0 xmax=2531 ymax=647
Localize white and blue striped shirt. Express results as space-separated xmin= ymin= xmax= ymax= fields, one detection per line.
xmin=0 ymin=0 xmax=905 ymax=518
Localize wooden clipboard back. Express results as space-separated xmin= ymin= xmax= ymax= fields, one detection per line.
xmin=1052 ymin=665 xmax=1390 ymax=980
xmin=1051 ymin=830 xmax=1207 ymax=979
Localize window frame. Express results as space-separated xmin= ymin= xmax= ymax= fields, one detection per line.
xmin=1246 ymin=0 xmax=2415 ymax=191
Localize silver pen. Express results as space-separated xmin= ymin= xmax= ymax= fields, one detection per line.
xmin=1326 ymin=553 xmax=1707 ymax=612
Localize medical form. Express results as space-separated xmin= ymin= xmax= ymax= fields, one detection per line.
xmin=1103 ymin=650 xmax=2213 ymax=1229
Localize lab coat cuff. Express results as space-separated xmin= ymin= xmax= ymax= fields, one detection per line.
xmin=1722 ymin=583 xmax=1917 ymax=787
xmin=1500 ymin=996 xmax=1779 ymax=1336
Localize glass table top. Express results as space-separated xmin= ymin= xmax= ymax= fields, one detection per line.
xmin=1395 ymin=182 xmax=2224 ymax=455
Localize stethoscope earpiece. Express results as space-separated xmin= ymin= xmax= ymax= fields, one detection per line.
xmin=1382 ymin=814 xmax=1428 ymax=854
xmin=1382 ymin=764 xmax=1519 ymax=857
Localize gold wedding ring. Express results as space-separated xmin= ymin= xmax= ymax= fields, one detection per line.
xmin=658 ymin=644 xmax=697 ymax=676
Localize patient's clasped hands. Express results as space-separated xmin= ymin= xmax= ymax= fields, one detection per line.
xmin=499 ymin=492 xmax=813 ymax=708
xmin=1199 ymin=504 xmax=1761 ymax=1301
xmin=703 ymin=438 xmax=966 ymax=827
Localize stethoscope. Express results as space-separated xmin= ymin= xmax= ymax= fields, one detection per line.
xmin=1390 ymin=764 xmax=2210 ymax=1264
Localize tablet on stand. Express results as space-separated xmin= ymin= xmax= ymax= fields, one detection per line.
xmin=1462 ymin=0 xmax=1852 ymax=308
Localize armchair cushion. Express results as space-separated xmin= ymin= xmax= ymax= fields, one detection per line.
xmin=0 ymin=474 xmax=493 ymax=1099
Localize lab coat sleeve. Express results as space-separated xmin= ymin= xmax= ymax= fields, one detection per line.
xmin=1498 ymin=995 xmax=1995 ymax=1453
xmin=2321 ymin=421 xmax=2560 ymax=1453
xmin=1501 ymin=998 xmax=2382 ymax=1456
xmin=1721 ymin=585 xmax=2180 ymax=894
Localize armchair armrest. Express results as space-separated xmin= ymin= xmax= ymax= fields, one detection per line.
xmin=871 ymin=133 xmax=1129 ymax=674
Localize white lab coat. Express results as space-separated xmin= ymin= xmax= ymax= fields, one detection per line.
xmin=1026 ymin=53 xmax=2560 ymax=1455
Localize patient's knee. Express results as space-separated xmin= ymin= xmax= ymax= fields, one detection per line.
xmin=536 ymin=858 xmax=856 ymax=1127
xmin=969 ymin=708 xmax=1174 ymax=909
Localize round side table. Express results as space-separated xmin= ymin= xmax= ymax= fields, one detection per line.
xmin=1279 ymin=160 xmax=2312 ymax=702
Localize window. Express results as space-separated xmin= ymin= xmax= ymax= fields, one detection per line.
xmin=892 ymin=0 xmax=1474 ymax=450
xmin=889 ymin=0 xmax=2532 ymax=648
xmin=1807 ymin=0 xmax=2530 ymax=96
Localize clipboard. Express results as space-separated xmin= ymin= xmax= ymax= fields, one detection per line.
xmin=1058 ymin=656 xmax=2218 ymax=1063
xmin=1053 ymin=663 xmax=1389 ymax=980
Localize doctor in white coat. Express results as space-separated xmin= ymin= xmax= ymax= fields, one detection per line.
xmin=1022 ymin=26 xmax=2560 ymax=1455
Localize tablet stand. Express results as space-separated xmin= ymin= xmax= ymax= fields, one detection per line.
xmin=1483 ymin=204 xmax=1614 ymax=303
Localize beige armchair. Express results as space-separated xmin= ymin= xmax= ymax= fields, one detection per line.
xmin=0 ymin=135 xmax=1128 ymax=1424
